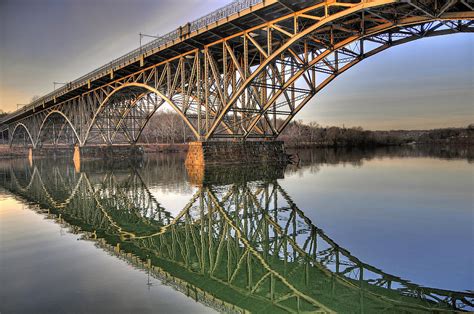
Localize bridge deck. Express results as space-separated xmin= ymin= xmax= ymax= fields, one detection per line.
xmin=0 ymin=0 xmax=316 ymax=126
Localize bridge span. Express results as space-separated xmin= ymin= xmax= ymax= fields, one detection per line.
xmin=0 ymin=0 xmax=473 ymax=162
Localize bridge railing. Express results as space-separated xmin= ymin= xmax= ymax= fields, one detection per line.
xmin=0 ymin=0 xmax=264 ymax=125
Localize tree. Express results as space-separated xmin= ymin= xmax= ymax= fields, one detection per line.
xmin=326 ymin=127 xmax=341 ymax=145
xmin=139 ymin=110 xmax=194 ymax=144
xmin=308 ymin=121 xmax=320 ymax=143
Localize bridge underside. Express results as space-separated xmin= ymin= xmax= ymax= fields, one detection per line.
xmin=0 ymin=0 xmax=472 ymax=160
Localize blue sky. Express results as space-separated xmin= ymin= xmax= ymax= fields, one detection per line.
xmin=0 ymin=0 xmax=472 ymax=129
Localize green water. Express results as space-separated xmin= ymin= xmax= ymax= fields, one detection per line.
xmin=0 ymin=146 xmax=473 ymax=313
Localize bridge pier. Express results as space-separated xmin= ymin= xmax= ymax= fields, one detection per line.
xmin=185 ymin=141 xmax=287 ymax=166
xmin=186 ymin=161 xmax=286 ymax=187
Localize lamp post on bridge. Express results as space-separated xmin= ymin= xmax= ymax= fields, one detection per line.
xmin=139 ymin=33 xmax=161 ymax=56
xmin=53 ymin=82 xmax=67 ymax=91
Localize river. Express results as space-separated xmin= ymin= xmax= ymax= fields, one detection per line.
xmin=1 ymin=145 xmax=472 ymax=313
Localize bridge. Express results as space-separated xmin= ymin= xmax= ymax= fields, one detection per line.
xmin=0 ymin=0 xmax=473 ymax=162
xmin=0 ymin=159 xmax=473 ymax=312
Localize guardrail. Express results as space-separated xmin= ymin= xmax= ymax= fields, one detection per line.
xmin=0 ymin=0 xmax=264 ymax=125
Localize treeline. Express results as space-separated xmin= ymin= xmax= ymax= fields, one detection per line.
xmin=417 ymin=127 xmax=473 ymax=143
xmin=139 ymin=111 xmax=194 ymax=144
xmin=280 ymin=121 xmax=405 ymax=147
xmin=280 ymin=120 xmax=473 ymax=147
xmin=136 ymin=111 xmax=473 ymax=147
xmin=289 ymin=145 xmax=474 ymax=168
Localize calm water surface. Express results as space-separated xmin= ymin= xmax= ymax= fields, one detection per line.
xmin=1 ymin=146 xmax=473 ymax=313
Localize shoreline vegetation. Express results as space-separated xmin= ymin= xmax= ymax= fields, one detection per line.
xmin=279 ymin=121 xmax=474 ymax=148
xmin=135 ymin=114 xmax=473 ymax=148
xmin=136 ymin=113 xmax=474 ymax=148
xmin=0 ymin=109 xmax=472 ymax=158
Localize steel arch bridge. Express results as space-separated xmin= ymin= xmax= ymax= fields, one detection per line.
xmin=0 ymin=0 xmax=473 ymax=147
xmin=1 ymin=161 xmax=473 ymax=312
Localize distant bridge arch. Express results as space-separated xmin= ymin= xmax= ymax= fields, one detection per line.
xmin=36 ymin=110 xmax=81 ymax=147
xmin=10 ymin=122 xmax=35 ymax=148
xmin=83 ymin=82 xmax=199 ymax=145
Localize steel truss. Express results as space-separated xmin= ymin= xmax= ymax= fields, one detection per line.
xmin=2 ymin=162 xmax=473 ymax=312
xmin=2 ymin=0 xmax=473 ymax=147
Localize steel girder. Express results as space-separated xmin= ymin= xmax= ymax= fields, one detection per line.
xmin=3 ymin=0 xmax=473 ymax=146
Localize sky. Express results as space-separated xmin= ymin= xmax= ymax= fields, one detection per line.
xmin=0 ymin=0 xmax=472 ymax=130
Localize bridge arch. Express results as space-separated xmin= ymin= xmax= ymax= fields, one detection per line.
xmin=112 ymin=92 xmax=152 ymax=136
xmin=36 ymin=110 xmax=81 ymax=147
xmin=10 ymin=122 xmax=35 ymax=148
xmin=83 ymin=82 xmax=199 ymax=145
xmin=206 ymin=3 xmax=474 ymax=139
xmin=112 ymin=92 xmax=169 ymax=144
xmin=269 ymin=21 xmax=473 ymax=137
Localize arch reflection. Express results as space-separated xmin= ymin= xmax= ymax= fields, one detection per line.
xmin=0 ymin=158 xmax=472 ymax=313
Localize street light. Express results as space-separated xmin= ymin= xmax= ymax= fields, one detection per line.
xmin=139 ymin=33 xmax=161 ymax=55
xmin=53 ymin=82 xmax=67 ymax=91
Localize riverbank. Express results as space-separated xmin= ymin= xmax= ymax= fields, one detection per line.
xmin=0 ymin=143 xmax=189 ymax=160
xmin=1 ymin=140 xmax=471 ymax=160
xmin=0 ymin=145 xmax=29 ymax=159
xmin=284 ymin=139 xmax=473 ymax=149
xmin=279 ymin=123 xmax=473 ymax=148
xmin=140 ymin=143 xmax=188 ymax=153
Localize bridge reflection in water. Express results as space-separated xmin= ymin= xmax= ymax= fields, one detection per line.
xmin=0 ymin=158 xmax=472 ymax=313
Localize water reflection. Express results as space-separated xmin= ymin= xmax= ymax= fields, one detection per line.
xmin=288 ymin=145 xmax=473 ymax=170
xmin=0 ymin=151 xmax=472 ymax=313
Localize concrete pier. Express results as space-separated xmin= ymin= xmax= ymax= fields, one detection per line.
xmin=185 ymin=141 xmax=287 ymax=166
xmin=186 ymin=162 xmax=286 ymax=187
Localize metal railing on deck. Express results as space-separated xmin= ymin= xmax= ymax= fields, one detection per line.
xmin=0 ymin=0 xmax=264 ymax=125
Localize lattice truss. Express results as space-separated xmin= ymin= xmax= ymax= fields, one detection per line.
xmin=4 ymin=0 xmax=473 ymax=147
xmin=133 ymin=181 xmax=474 ymax=312
xmin=7 ymin=163 xmax=173 ymax=231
